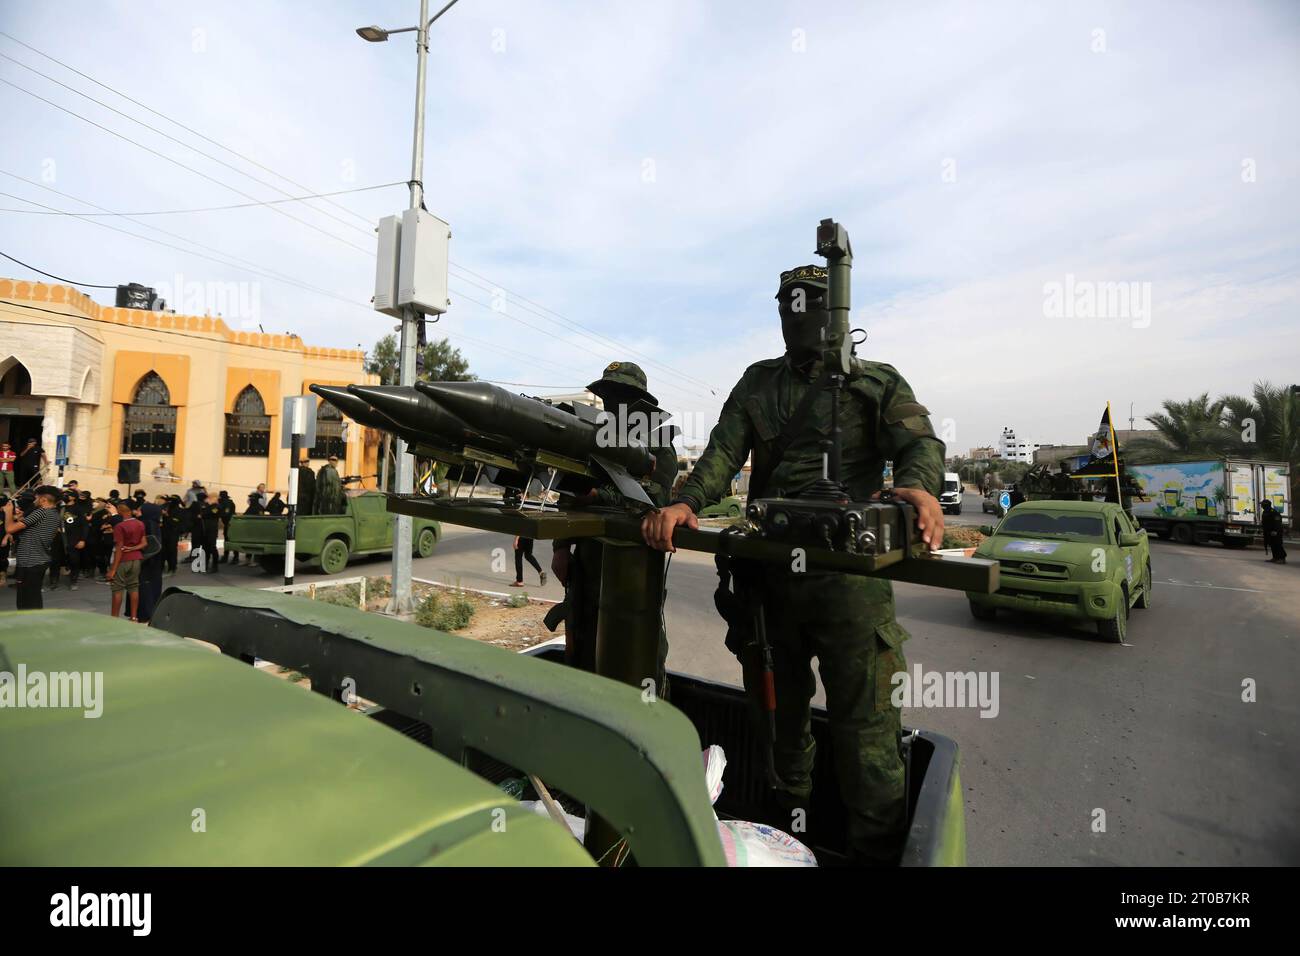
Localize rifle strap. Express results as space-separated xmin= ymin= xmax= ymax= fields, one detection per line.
xmin=750 ymin=368 xmax=831 ymax=498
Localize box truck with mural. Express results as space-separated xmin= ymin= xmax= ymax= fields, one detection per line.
xmin=1126 ymin=459 xmax=1291 ymax=547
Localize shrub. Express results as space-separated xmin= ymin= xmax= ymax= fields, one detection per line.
xmin=367 ymin=576 xmax=392 ymax=599
xmin=315 ymin=583 xmax=361 ymax=607
xmin=506 ymin=591 xmax=530 ymax=608
xmin=415 ymin=591 xmax=476 ymax=631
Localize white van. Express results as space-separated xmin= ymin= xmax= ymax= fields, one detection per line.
xmin=939 ymin=472 xmax=963 ymax=515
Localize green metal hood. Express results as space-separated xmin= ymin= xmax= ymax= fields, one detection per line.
xmin=0 ymin=609 xmax=592 ymax=866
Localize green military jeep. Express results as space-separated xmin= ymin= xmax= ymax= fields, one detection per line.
xmin=698 ymin=494 xmax=746 ymax=518
xmin=966 ymin=500 xmax=1153 ymax=643
xmin=226 ymin=490 xmax=441 ymax=574
xmin=0 ymin=587 xmax=966 ymax=866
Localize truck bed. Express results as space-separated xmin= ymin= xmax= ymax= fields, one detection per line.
xmin=376 ymin=646 xmax=964 ymax=866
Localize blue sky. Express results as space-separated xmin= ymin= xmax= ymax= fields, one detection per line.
xmin=1 ymin=0 xmax=1297 ymax=449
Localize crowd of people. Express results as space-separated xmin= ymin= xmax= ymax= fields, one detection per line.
xmin=0 ymin=453 xmax=353 ymax=619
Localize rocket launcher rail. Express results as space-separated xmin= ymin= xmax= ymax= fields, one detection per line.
xmin=384 ymin=496 xmax=998 ymax=593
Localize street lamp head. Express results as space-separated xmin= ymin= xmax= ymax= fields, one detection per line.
xmin=356 ymin=25 xmax=389 ymax=42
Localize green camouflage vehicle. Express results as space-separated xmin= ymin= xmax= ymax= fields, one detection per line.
xmin=966 ymin=500 xmax=1153 ymax=643
xmin=0 ymin=586 xmax=967 ymax=866
xmin=225 ymin=490 xmax=441 ymax=574
xmin=697 ymin=494 xmax=746 ymax=518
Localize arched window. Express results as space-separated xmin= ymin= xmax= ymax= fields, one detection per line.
xmin=0 ymin=361 xmax=32 ymax=397
xmin=309 ymin=399 xmax=346 ymax=461
xmin=224 ymin=385 xmax=270 ymax=457
xmin=122 ymin=371 xmax=177 ymax=454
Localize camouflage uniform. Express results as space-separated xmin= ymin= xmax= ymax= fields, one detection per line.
xmin=675 ymin=305 xmax=944 ymax=862
xmin=554 ymin=362 xmax=677 ymax=688
xmin=316 ymin=462 xmax=344 ymax=516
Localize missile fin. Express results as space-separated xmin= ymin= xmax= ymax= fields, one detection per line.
xmin=591 ymin=454 xmax=653 ymax=507
xmin=569 ymin=400 xmax=602 ymax=424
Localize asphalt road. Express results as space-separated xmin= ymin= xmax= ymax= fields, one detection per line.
xmin=946 ymin=489 xmax=1001 ymax=526
xmin=26 ymin=525 xmax=1299 ymax=866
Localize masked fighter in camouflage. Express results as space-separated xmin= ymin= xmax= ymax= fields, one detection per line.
xmin=641 ymin=264 xmax=946 ymax=863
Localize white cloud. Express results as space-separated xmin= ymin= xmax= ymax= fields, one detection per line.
xmin=1 ymin=0 xmax=1296 ymax=451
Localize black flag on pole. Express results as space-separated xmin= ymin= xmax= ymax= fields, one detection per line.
xmin=1071 ymin=406 xmax=1120 ymax=478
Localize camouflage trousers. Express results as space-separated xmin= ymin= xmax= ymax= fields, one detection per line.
xmin=761 ymin=571 xmax=908 ymax=864
xmin=567 ymin=539 xmax=670 ymax=698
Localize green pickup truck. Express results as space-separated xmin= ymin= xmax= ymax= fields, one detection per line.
xmin=0 ymin=587 xmax=966 ymax=866
xmin=966 ymin=500 xmax=1153 ymax=643
xmin=226 ymin=490 xmax=441 ymax=574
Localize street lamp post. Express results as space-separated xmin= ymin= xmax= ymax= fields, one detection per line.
xmin=358 ymin=0 xmax=461 ymax=615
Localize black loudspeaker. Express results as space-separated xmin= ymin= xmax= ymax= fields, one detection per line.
xmin=117 ymin=459 xmax=141 ymax=484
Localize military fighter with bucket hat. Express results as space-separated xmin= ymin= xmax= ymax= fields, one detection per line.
xmin=548 ymin=361 xmax=678 ymax=691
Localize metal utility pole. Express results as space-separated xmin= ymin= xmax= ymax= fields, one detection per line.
xmin=285 ymin=434 xmax=300 ymax=585
xmin=358 ymin=0 xmax=460 ymax=615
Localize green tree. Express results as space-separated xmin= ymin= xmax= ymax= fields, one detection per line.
xmin=364 ymin=334 xmax=475 ymax=385
xmin=1125 ymin=393 xmax=1232 ymax=463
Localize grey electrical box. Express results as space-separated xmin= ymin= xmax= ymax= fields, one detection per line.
xmin=397 ymin=208 xmax=451 ymax=315
xmin=281 ymin=395 xmax=317 ymax=449
xmin=373 ymin=215 xmax=403 ymax=316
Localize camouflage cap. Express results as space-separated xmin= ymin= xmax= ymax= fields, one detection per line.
xmin=776 ymin=263 xmax=829 ymax=298
xmin=587 ymin=361 xmax=656 ymax=406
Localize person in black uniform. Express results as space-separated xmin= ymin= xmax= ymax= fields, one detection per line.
xmin=88 ymin=498 xmax=112 ymax=579
xmin=1261 ymin=499 xmax=1288 ymax=564
xmin=216 ymin=490 xmax=237 ymax=563
xmin=266 ymin=492 xmax=286 ymax=515
xmin=197 ymin=492 xmax=222 ymax=573
xmin=159 ymin=496 xmax=181 ymax=574
xmin=44 ymin=496 xmax=68 ymax=591
xmin=0 ymin=494 xmax=10 ymax=587
xmin=232 ymin=491 xmax=265 ymax=566
xmin=56 ymin=496 xmax=88 ymax=591
xmin=189 ymin=496 xmax=206 ymax=564
xmin=135 ymin=497 xmax=164 ymax=622
xmin=176 ymin=491 xmax=194 ymax=545
xmin=296 ymin=457 xmax=316 ymax=517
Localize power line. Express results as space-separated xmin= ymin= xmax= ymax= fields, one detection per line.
xmin=0 ymin=30 xmax=380 ymax=232
xmin=0 ymin=47 xmax=381 ymax=241
xmin=0 ymin=77 xmax=375 ymax=257
xmin=0 ymin=181 xmax=404 ymax=217
xmin=4 ymin=66 xmax=714 ymax=400
xmin=0 ymin=188 xmax=371 ymax=309
xmin=0 ymin=251 xmax=116 ymax=288
xmin=0 ymin=170 xmax=371 ymax=305
xmin=0 ymin=299 xmax=709 ymax=441
xmin=0 ymin=32 xmax=724 ymax=399
xmin=0 ymin=181 xmax=714 ymax=419
xmin=450 ymin=260 xmax=721 ymax=396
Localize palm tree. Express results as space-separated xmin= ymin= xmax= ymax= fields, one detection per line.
xmin=1125 ymin=394 xmax=1232 ymax=463
xmin=1248 ymin=381 xmax=1300 ymax=466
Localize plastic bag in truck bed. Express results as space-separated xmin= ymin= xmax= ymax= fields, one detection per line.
xmin=519 ymin=746 xmax=816 ymax=866
xmin=705 ymin=745 xmax=817 ymax=867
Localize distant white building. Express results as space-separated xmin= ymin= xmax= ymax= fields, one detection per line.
xmin=997 ymin=427 xmax=1040 ymax=463
xmin=536 ymin=389 xmax=603 ymax=410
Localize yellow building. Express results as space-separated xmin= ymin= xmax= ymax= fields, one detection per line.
xmin=0 ymin=278 xmax=378 ymax=498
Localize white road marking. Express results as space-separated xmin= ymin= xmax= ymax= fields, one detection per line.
xmin=1163 ymin=579 xmax=1262 ymax=593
